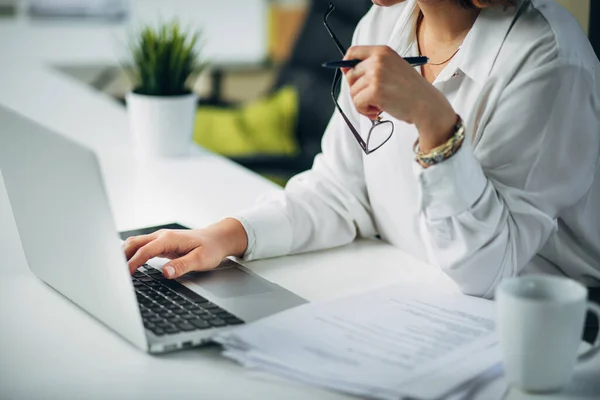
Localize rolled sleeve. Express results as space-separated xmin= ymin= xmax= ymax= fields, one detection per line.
xmin=413 ymin=139 xmax=487 ymax=220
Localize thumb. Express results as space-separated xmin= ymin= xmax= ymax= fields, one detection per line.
xmin=162 ymin=249 xmax=204 ymax=279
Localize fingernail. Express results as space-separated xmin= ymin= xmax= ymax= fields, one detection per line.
xmin=164 ymin=266 xmax=175 ymax=278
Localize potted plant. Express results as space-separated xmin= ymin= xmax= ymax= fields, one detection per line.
xmin=124 ymin=21 xmax=205 ymax=158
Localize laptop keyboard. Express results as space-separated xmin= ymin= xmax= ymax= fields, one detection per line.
xmin=132 ymin=266 xmax=244 ymax=336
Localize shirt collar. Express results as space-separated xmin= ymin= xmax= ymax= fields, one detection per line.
xmin=457 ymin=1 xmax=526 ymax=83
xmin=386 ymin=0 xmax=420 ymax=58
xmin=386 ymin=0 xmax=526 ymax=84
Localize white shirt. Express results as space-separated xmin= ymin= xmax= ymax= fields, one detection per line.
xmin=235 ymin=0 xmax=600 ymax=298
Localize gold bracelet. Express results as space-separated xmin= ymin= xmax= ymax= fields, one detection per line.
xmin=414 ymin=115 xmax=465 ymax=167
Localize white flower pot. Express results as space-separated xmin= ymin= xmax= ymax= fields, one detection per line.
xmin=126 ymin=92 xmax=197 ymax=158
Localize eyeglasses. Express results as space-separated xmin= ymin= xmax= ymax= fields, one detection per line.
xmin=323 ymin=2 xmax=394 ymax=155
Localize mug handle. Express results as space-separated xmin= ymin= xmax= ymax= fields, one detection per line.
xmin=578 ymin=302 xmax=600 ymax=362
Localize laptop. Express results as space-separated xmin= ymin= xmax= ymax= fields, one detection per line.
xmin=0 ymin=106 xmax=306 ymax=353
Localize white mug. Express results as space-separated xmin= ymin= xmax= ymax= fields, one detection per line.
xmin=496 ymin=275 xmax=600 ymax=393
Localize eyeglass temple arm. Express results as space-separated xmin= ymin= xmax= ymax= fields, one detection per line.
xmin=323 ymin=2 xmax=347 ymax=56
xmin=331 ymin=69 xmax=368 ymax=153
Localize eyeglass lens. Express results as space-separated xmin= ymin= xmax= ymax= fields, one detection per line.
xmin=367 ymin=120 xmax=394 ymax=153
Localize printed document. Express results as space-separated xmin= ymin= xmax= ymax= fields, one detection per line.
xmin=216 ymin=284 xmax=506 ymax=400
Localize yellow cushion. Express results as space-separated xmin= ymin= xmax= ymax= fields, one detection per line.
xmin=193 ymin=85 xmax=299 ymax=156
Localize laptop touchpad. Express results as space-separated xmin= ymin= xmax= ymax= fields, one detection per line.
xmin=183 ymin=267 xmax=272 ymax=298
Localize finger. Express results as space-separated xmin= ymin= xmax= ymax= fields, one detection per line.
xmin=123 ymin=233 xmax=156 ymax=260
xmin=366 ymin=110 xmax=381 ymax=120
xmin=344 ymin=62 xmax=368 ymax=87
xmin=341 ymin=56 xmax=368 ymax=78
xmin=352 ymin=86 xmax=382 ymax=119
xmin=344 ymin=45 xmax=380 ymax=62
xmin=349 ymin=75 xmax=370 ymax=99
xmin=162 ymin=247 xmax=215 ymax=279
xmin=127 ymin=239 xmax=167 ymax=274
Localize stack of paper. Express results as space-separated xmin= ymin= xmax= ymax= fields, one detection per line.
xmin=215 ymin=285 xmax=508 ymax=400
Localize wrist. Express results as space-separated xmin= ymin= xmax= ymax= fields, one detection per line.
xmin=207 ymin=218 xmax=248 ymax=258
xmin=414 ymin=117 xmax=465 ymax=169
xmin=414 ymin=101 xmax=457 ymax=153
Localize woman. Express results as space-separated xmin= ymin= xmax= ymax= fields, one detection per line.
xmin=124 ymin=0 xmax=600 ymax=298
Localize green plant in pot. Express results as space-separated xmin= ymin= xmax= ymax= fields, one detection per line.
xmin=125 ymin=21 xmax=206 ymax=158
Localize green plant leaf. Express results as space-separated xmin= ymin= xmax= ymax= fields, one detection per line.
xmin=126 ymin=20 xmax=205 ymax=96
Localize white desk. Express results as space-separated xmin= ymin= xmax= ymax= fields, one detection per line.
xmin=0 ymin=6 xmax=598 ymax=400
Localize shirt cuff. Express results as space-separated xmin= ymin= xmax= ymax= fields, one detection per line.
xmin=413 ymin=139 xmax=487 ymax=220
xmin=231 ymin=204 xmax=293 ymax=261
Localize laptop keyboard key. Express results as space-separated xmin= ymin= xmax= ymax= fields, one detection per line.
xmin=215 ymin=310 xmax=233 ymax=318
xmin=176 ymin=322 xmax=196 ymax=332
xmin=150 ymin=307 xmax=165 ymax=315
xmin=144 ymin=267 xmax=162 ymax=275
xmin=151 ymin=327 xmax=165 ymax=336
xmin=138 ymin=298 xmax=153 ymax=306
xmin=164 ymin=326 xmax=180 ymax=335
xmin=199 ymin=302 xmax=219 ymax=310
xmin=208 ymin=318 xmax=226 ymax=327
xmin=224 ymin=317 xmax=244 ymax=325
xmin=161 ymin=280 xmax=208 ymax=303
xmin=190 ymin=319 xmax=211 ymax=329
xmin=182 ymin=302 xmax=200 ymax=310
xmin=162 ymin=290 xmax=178 ymax=299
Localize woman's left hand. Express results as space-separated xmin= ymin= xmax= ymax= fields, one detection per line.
xmin=343 ymin=45 xmax=457 ymax=151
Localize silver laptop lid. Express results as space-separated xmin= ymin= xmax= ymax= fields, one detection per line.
xmin=0 ymin=107 xmax=147 ymax=351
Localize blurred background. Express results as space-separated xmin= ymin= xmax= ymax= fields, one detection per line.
xmin=0 ymin=0 xmax=598 ymax=185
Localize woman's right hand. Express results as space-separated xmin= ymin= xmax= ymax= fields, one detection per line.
xmin=123 ymin=218 xmax=248 ymax=279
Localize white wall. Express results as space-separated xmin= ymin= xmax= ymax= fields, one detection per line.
xmin=555 ymin=0 xmax=590 ymax=33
